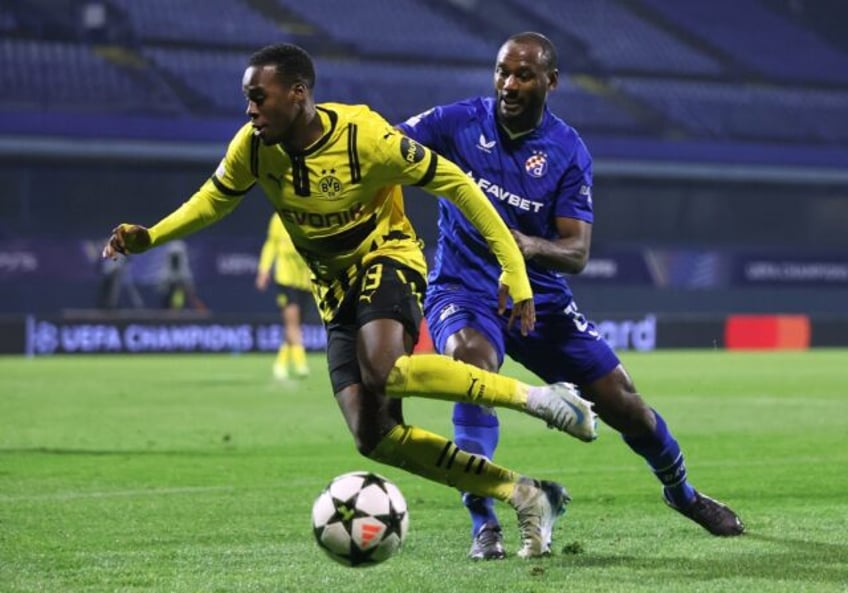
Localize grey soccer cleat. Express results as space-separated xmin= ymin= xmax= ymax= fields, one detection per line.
xmin=526 ymin=382 xmax=598 ymax=442
xmin=468 ymin=523 xmax=506 ymax=560
xmin=664 ymin=489 xmax=745 ymax=536
xmin=511 ymin=478 xmax=570 ymax=558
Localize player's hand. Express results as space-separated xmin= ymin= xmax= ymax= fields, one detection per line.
xmin=256 ymin=271 xmax=270 ymax=291
xmin=498 ymin=284 xmax=536 ymax=335
xmin=101 ymin=224 xmax=152 ymax=259
xmin=510 ymin=229 xmax=536 ymax=260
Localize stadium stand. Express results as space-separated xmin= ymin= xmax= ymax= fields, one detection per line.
xmin=1 ymin=0 xmax=847 ymax=150
xmin=613 ymin=78 xmax=848 ymax=144
xmin=636 ymin=0 xmax=848 ymax=85
xmin=141 ymin=47 xmax=248 ymax=113
xmin=136 ymin=46 xmax=643 ymax=134
xmin=2 ymin=0 xmax=847 ymax=318
xmin=272 ymin=0 xmax=495 ymax=63
xmin=0 ymin=38 xmax=183 ymax=114
xmin=505 ymin=0 xmax=725 ymax=76
xmin=0 ymin=6 xmax=17 ymax=33
xmin=108 ymin=0 xmax=287 ymax=48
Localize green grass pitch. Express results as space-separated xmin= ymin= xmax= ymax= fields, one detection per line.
xmin=1 ymin=350 xmax=846 ymax=593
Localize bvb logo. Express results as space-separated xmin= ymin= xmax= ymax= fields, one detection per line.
xmin=318 ymin=169 xmax=343 ymax=200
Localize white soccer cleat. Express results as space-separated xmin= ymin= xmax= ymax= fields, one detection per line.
xmin=510 ymin=478 xmax=570 ymax=558
xmin=526 ymin=382 xmax=598 ymax=442
xmin=272 ymin=362 xmax=289 ymax=381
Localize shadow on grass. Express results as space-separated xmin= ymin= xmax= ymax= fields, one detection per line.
xmin=554 ymin=531 xmax=848 ymax=586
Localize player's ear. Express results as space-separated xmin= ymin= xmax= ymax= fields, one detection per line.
xmin=547 ymin=68 xmax=559 ymax=92
xmin=291 ymin=81 xmax=309 ymax=101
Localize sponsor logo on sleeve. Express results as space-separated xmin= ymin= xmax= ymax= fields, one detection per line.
xmin=400 ymin=137 xmax=426 ymax=164
xmin=579 ymin=184 xmax=593 ymax=206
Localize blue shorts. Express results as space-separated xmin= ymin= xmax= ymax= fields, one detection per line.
xmin=424 ymin=288 xmax=619 ymax=385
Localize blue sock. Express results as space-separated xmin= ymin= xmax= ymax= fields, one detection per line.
xmin=622 ymin=410 xmax=696 ymax=508
xmin=453 ymin=402 xmax=500 ymax=536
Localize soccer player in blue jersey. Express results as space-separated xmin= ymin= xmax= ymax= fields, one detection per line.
xmin=398 ymin=32 xmax=745 ymax=559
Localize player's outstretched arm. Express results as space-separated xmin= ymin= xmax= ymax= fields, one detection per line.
xmin=101 ymin=181 xmax=242 ymax=260
xmin=422 ymin=156 xmax=535 ymax=334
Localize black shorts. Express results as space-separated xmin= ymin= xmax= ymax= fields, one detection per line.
xmin=275 ymin=284 xmax=312 ymax=310
xmin=326 ymin=258 xmax=425 ymax=394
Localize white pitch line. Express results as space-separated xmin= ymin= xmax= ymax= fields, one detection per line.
xmin=0 ymin=485 xmax=236 ymax=503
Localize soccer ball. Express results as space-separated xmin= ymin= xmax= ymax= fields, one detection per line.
xmin=311 ymin=471 xmax=409 ymax=567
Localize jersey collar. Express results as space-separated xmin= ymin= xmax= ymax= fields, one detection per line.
xmin=494 ymin=104 xmax=552 ymax=141
xmin=288 ymin=106 xmax=338 ymax=156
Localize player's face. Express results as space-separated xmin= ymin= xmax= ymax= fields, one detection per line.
xmin=242 ymin=65 xmax=305 ymax=145
xmin=494 ymin=41 xmax=557 ymax=132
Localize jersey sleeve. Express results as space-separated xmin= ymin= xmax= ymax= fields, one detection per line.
xmin=370 ymin=121 xmax=443 ymax=188
xmin=213 ymin=124 xmax=258 ymax=195
xmin=554 ymin=135 xmax=594 ymax=224
xmin=148 ymin=125 xmax=256 ymax=247
xmin=396 ymin=106 xmax=442 ymax=151
xmin=371 ymin=122 xmax=532 ymax=303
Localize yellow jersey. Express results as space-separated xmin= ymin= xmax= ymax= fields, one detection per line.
xmin=258 ymin=213 xmax=311 ymax=291
xmin=146 ymin=103 xmax=530 ymax=323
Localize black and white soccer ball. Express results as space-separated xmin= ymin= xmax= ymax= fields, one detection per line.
xmin=311 ymin=471 xmax=409 ymax=567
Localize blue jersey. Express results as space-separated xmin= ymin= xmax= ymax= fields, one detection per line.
xmin=398 ymin=97 xmax=593 ymax=313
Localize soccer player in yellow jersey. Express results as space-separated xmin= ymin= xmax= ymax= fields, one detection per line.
xmin=102 ymin=43 xmax=599 ymax=558
xmin=256 ymin=213 xmax=313 ymax=380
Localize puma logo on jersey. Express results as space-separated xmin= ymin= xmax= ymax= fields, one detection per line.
xmin=476 ymin=134 xmax=496 ymax=153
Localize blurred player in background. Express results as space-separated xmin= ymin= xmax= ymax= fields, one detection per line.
xmin=398 ymin=32 xmax=744 ymax=560
xmin=256 ymin=213 xmax=313 ymax=380
xmin=103 ymin=43 xmax=601 ymax=558
xmin=95 ymin=243 xmax=144 ymax=310
xmin=158 ymin=240 xmax=206 ymax=311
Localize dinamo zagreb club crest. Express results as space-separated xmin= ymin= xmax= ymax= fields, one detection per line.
xmin=525 ymin=151 xmax=548 ymax=178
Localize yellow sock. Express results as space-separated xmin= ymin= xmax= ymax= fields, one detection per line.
xmin=385 ymin=354 xmax=529 ymax=411
xmin=371 ymin=424 xmax=517 ymax=502
xmin=276 ymin=344 xmax=290 ymax=367
xmin=291 ymin=344 xmax=307 ymax=368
